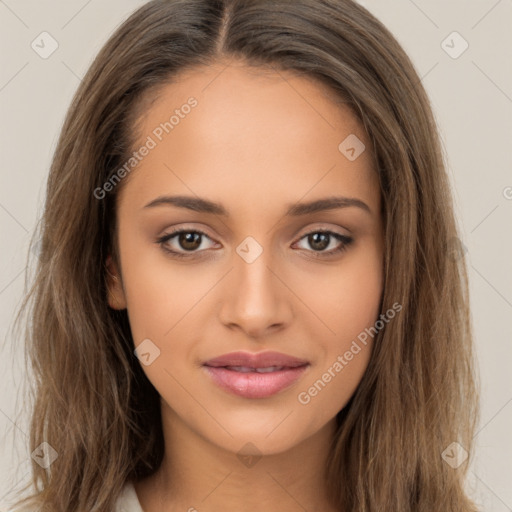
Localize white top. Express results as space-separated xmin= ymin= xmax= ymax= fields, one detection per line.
xmin=10 ymin=481 xmax=144 ymax=512
xmin=115 ymin=481 xmax=144 ymax=512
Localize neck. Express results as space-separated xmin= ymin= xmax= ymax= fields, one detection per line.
xmin=135 ymin=405 xmax=340 ymax=512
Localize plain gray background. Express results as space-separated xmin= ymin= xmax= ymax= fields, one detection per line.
xmin=1 ymin=0 xmax=511 ymax=510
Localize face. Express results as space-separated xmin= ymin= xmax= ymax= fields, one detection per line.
xmin=107 ymin=59 xmax=384 ymax=456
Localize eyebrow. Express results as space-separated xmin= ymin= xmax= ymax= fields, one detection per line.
xmin=143 ymin=195 xmax=372 ymax=216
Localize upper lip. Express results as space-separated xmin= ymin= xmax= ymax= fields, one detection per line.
xmin=203 ymin=351 xmax=309 ymax=369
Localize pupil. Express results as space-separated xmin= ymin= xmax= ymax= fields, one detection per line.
xmin=310 ymin=233 xmax=329 ymax=251
xmin=179 ymin=232 xmax=201 ymax=251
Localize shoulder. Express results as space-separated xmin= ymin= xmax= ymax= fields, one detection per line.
xmin=115 ymin=480 xmax=145 ymax=512
xmin=7 ymin=482 xmax=143 ymax=512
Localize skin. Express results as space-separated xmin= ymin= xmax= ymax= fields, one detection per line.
xmin=107 ymin=58 xmax=384 ymax=512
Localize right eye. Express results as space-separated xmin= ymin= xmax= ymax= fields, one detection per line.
xmin=156 ymin=229 xmax=218 ymax=258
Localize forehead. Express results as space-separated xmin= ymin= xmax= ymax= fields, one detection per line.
xmin=119 ymin=61 xmax=379 ymax=215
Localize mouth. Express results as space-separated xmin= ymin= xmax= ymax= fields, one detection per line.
xmin=202 ymin=351 xmax=310 ymax=399
xmin=216 ymin=365 xmax=298 ymax=373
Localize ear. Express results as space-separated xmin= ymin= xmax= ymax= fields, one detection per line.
xmin=105 ymin=254 xmax=127 ymax=310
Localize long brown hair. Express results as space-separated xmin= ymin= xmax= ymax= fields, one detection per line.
xmin=11 ymin=0 xmax=479 ymax=510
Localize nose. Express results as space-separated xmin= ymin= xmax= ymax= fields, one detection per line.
xmin=217 ymin=247 xmax=293 ymax=339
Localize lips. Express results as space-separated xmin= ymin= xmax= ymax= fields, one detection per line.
xmin=221 ymin=365 xmax=288 ymax=373
xmin=202 ymin=351 xmax=309 ymax=399
xmin=203 ymin=351 xmax=309 ymax=369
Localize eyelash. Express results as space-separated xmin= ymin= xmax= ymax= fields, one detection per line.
xmin=156 ymin=228 xmax=354 ymax=259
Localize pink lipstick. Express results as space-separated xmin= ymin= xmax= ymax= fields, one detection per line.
xmin=202 ymin=351 xmax=309 ymax=399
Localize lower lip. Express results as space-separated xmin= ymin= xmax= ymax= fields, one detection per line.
xmin=202 ymin=365 xmax=309 ymax=399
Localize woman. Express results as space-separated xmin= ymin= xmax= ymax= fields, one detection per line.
xmin=12 ymin=0 xmax=479 ymax=510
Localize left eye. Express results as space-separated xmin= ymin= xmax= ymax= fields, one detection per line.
xmin=294 ymin=230 xmax=353 ymax=256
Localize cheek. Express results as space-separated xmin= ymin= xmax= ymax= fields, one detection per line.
xmin=292 ymin=241 xmax=383 ymax=342
xmin=291 ymin=244 xmax=382 ymax=411
xmin=118 ymin=226 xmax=207 ymax=342
xmin=296 ymin=342 xmax=372 ymax=432
xmin=117 ymin=231 xmax=225 ymax=399
xmin=119 ymin=251 xmax=207 ymax=407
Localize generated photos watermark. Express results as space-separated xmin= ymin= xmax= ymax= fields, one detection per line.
xmin=93 ymin=97 xmax=198 ymax=200
xmin=297 ymin=301 xmax=402 ymax=405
